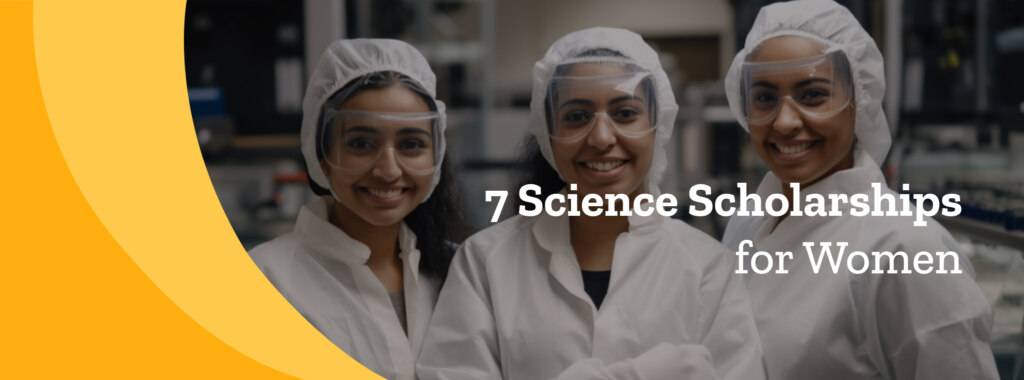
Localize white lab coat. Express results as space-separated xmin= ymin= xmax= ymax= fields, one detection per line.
xmin=417 ymin=210 xmax=766 ymax=380
xmin=249 ymin=196 xmax=439 ymax=380
xmin=722 ymin=149 xmax=999 ymax=380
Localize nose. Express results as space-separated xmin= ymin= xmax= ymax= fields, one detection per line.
xmin=371 ymin=148 xmax=403 ymax=181
xmin=585 ymin=113 xmax=617 ymax=150
xmin=772 ymin=98 xmax=803 ymax=135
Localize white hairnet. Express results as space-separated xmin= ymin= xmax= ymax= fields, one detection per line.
xmin=724 ymin=0 xmax=890 ymax=164
xmin=301 ymin=38 xmax=447 ymax=202
xmin=529 ymin=27 xmax=678 ymax=196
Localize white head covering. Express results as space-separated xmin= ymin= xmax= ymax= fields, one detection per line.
xmin=724 ymin=0 xmax=890 ymax=164
xmin=300 ymin=38 xmax=447 ymax=201
xmin=529 ymin=27 xmax=679 ymax=196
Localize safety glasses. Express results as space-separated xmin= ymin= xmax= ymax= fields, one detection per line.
xmin=319 ymin=110 xmax=440 ymax=176
xmin=741 ymin=50 xmax=853 ymax=125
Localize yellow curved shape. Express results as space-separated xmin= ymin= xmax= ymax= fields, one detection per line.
xmin=32 ymin=1 xmax=379 ymax=378
xmin=7 ymin=2 xmax=287 ymax=377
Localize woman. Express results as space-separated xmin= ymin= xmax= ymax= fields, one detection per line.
xmin=248 ymin=39 xmax=468 ymax=380
xmin=721 ymin=1 xmax=999 ymax=379
xmin=417 ymin=27 xmax=765 ymax=380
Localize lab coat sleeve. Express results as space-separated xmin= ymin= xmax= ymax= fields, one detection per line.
xmin=696 ymin=256 xmax=768 ymax=380
xmin=868 ymin=229 xmax=1000 ymax=380
xmin=721 ymin=208 xmax=764 ymax=253
xmin=720 ymin=218 xmax=743 ymax=253
xmin=416 ymin=242 xmax=503 ymax=380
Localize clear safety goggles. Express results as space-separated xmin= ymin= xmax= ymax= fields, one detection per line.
xmin=741 ymin=50 xmax=853 ymax=125
xmin=547 ymin=71 xmax=655 ymax=142
xmin=318 ymin=110 xmax=440 ymax=176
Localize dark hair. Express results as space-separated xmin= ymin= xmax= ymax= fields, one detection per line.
xmin=306 ymin=71 xmax=470 ymax=281
xmin=405 ymin=158 xmax=470 ymax=280
xmin=512 ymin=136 xmax=566 ymax=208
xmin=517 ymin=48 xmax=657 ymax=206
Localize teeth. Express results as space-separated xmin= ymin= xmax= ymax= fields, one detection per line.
xmin=367 ymin=188 xmax=403 ymax=198
xmin=775 ymin=142 xmax=812 ymax=155
xmin=584 ymin=160 xmax=624 ymax=171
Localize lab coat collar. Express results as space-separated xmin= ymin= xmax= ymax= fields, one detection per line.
xmin=754 ymin=148 xmax=882 ymax=200
xmin=626 ymin=202 xmax=666 ymax=235
xmin=531 ymin=195 xmax=666 ymax=311
xmin=753 ymin=148 xmax=884 ymax=240
xmin=532 ymin=208 xmax=573 ymax=261
xmin=530 ymin=192 xmax=666 ymax=259
xmin=532 ymin=211 xmax=593 ymax=312
xmin=397 ymin=220 xmax=423 ymax=347
xmin=629 ymin=183 xmax=667 ymax=235
xmin=295 ymin=196 xmax=426 ymax=374
xmin=294 ymin=196 xmax=421 ymax=269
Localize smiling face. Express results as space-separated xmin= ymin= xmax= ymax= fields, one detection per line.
xmin=549 ymin=63 xmax=655 ymax=197
xmin=322 ymin=84 xmax=435 ymax=227
xmin=745 ymin=35 xmax=856 ymax=186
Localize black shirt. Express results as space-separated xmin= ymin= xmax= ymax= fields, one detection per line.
xmin=581 ymin=270 xmax=611 ymax=309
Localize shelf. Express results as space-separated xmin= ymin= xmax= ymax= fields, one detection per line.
xmin=231 ymin=134 xmax=300 ymax=149
xmin=936 ymin=215 xmax=1024 ymax=251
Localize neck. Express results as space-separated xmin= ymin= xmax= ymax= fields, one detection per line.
xmin=570 ymin=213 xmax=630 ymax=238
xmin=567 ymin=186 xmax=644 ymax=271
xmin=569 ymin=213 xmax=629 ymax=271
xmin=330 ymin=201 xmax=401 ymax=267
xmin=778 ymin=184 xmax=795 ymax=226
xmin=779 ymin=149 xmax=855 ymax=223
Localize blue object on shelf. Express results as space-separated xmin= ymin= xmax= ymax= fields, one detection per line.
xmin=188 ymin=87 xmax=226 ymax=117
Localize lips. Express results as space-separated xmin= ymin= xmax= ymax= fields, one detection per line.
xmin=770 ymin=141 xmax=817 ymax=156
xmin=359 ymin=187 xmax=409 ymax=205
xmin=583 ymin=160 xmax=625 ymax=172
xmin=366 ymin=188 xmax=404 ymax=198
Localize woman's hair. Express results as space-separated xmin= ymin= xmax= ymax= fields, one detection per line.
xmin=306 ymin=71 xmax=471 ymax=281
xmin=512 ymin=135 xmax=567 ymax=208
xmin=516 ymin=48 xmax=656 ymax=207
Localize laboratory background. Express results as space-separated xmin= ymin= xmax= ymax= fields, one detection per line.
xmin=185 ymin=0 xmax=1024 ymax=377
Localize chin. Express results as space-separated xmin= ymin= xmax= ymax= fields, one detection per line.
xmin=583 ymin=182 xmax=641 ymax=197
xmin=772 ymin=168 xmax=821 ymax=186
xmin=574 ymin=174 xmax=642 ymax=195
xmin=356 ymin=209 xmax=408 ymax=227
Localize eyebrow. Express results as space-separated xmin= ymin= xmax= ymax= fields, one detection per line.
xmin=559 ymin=99 xmax=593 ymax=110
xmin=752 ymin=77 xmax=832 ymax=91
xmin=398 ymin=128 xmax=431 ymax=136
xmin=795 ymin=77 xmax=832 ymax=87
xmin=610 ymin=95 xmax=645 ymax=105
xmin=341 ymin=126 xmax=378 ymax=135
xmin=558 ymin=95 xmax=645 ymax=110
xmin=341 ymin=126 xmax=432 ymax=136
xmin=751 ymin=81 xmax=778 ymax=90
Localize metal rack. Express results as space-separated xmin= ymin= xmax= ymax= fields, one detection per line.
xmin=938 ymin=216 xmax=1024 ymax=252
